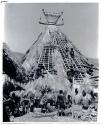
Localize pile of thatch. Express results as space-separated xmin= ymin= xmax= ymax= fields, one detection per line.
xmin=24 ymin=73 xmax=71 ymax=97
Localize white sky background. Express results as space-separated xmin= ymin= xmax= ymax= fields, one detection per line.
xmin=4 ymin=3 xmax=98 ymax=59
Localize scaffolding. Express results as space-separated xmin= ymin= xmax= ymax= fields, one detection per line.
xmin=35 ymin=10 xmax=95 ymax=83
xmin=39 ymin=9 xmax=64 ymax=26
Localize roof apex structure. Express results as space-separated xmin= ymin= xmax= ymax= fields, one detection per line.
xmin=39 ymin=9 xmax=64 ymax=26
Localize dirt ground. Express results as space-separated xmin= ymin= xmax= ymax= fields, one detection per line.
xmin=13 ymin=111 xmax=96 ymax=122
xmin=14 ymin=112 xmax=78 ymax=122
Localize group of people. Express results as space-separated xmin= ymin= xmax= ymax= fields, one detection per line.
xmin=3 ymin=93 xmax=20 ymax=122
xmin=3 ymin=88 xmax=97 ymax=122
xmin=18 ymin=90 xmax=73 ymax=116
xmin=3 ymin=89 xmax=73 ymax=121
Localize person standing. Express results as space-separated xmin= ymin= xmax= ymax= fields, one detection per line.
xmin=66 ymin=95 xmax=72 ymax=108
xmin=3 ymin=105 xmax=10 ymax=122
xmin=81 ymin=90 xmax=91 ymax=110
xmin=56 ymin=90 xmax=65 ymax=116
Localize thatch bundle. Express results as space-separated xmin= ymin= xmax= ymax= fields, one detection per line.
xmin=26 ymin=74 xmax=71 ymax=92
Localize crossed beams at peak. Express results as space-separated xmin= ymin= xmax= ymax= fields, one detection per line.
xmin=39 ymin=9 xmax=64 ymax=26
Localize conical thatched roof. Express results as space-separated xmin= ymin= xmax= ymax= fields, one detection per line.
xmin=21 ymin=25 xmax=92 ymax=81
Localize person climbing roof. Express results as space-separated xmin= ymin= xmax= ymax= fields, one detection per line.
xmin=70 ymin=48 xmax=74 ymax=58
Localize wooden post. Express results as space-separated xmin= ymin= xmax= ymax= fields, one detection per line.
xmin=72 ymin=77 xmax=74 ymax=119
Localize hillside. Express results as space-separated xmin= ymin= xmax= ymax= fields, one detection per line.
xmin=3 ymin=43 xmax=28 ymax=83
xmin=13 ymin=52 xmax=24 ymax=62
xmin=87 ymin=58 xmax=99 ymax=68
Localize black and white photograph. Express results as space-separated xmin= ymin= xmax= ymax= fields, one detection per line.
xmin=3 ymin=3 xmax=99 ymax=122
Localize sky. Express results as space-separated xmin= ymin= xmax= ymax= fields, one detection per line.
xmin=4 ymin=3 xmax=98 ymax=59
